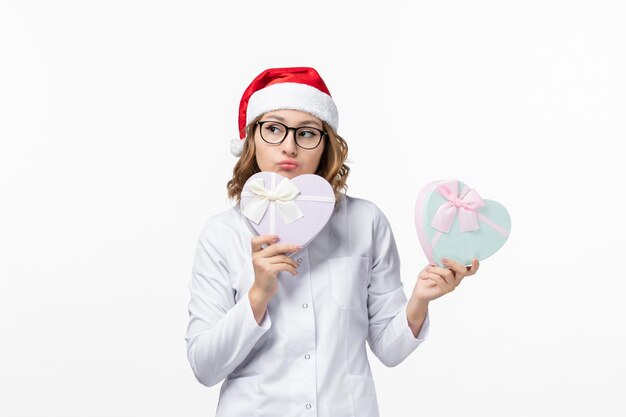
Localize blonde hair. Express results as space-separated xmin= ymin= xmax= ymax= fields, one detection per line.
xmin=227 ymin=118 xmax=350 ymax=203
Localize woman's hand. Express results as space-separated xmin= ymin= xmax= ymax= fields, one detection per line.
xmin=248 ymin=235 xmax=300 ymax=324
xmin=412 ymin=258 xmax=480 ymax=303
xmin=406 ymin=258 xmax=480 ymax=337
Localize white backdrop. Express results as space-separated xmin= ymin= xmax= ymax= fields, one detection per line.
xmin=1 ymin=1 xmax=624 ymax=416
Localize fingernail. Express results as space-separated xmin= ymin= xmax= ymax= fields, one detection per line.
xmin=441 ymin=258 xmax=448 ymax=263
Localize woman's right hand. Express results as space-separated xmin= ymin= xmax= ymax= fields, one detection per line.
xmin=248 ymin=235 xmax=300 ymax=324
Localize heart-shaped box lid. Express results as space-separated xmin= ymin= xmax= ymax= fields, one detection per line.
xmin=240 ymin=172 xmax=335 ymax=247
xmin=415 ymin=179 xmax=511 ymax=267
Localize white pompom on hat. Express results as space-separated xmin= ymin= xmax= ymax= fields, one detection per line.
xmin=231 ymin=67 xmax=339 ymax=157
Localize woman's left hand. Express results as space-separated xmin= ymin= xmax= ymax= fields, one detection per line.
xmin=412 ymin=258 xmax=480 ymax=303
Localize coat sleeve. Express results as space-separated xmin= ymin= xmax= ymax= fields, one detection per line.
xmin=185 ymin=219 xmax=271 ymax=387
xmin=366 ymin=207 xmax=430 ymax=367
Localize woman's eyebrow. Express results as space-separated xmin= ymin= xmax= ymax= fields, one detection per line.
xmin=300 ymin=120 xmax=323 ymax=128
xmin=265 ymin=115 xmax=286 ymax=122
xmin=264 ymin=115 xmax=322 ymax=128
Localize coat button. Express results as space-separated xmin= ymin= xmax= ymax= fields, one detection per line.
xmin=304 ymin=354 xmax=310 ymax=360
xmin=296 ymin=258 xmax=303 ymax=264
xmin=306 ymin=403 xmax=312 ymax=409
xmin=302 ymin=303 xmax=308 ymax=309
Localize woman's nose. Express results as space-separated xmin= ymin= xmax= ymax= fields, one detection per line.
xmin=281 ymin=131 xmax=298 ymax=156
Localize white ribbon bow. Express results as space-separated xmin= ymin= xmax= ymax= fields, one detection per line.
xmin=242 ymin=177 xmax=304 ymax=225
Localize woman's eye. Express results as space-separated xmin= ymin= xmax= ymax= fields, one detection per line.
xmin=266 ymin=125 xmax=283 ymax=134
xmin=299 ymin=130 xmax=316 ymax=138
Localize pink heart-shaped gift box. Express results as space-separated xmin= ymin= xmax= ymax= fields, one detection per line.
xmin=240 ymin=172 xmax=335 ymax=247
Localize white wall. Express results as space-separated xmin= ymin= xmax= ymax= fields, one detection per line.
xmin=1 ymin=1 xmax=624 ymax=416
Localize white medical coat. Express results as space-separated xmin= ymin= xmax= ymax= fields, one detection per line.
xmin=186 ymin=195 xmax=429 ymax=417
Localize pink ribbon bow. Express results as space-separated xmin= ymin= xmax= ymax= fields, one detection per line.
xmin=431 ymin=180 xmax=485 ymax=233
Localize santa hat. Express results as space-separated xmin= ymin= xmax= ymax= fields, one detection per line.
xmin=231 ymin=67 xmax=339 ymax=156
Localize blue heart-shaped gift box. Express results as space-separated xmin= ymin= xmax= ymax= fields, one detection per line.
xmin=415 ymin=179 xmax=511 ymax=267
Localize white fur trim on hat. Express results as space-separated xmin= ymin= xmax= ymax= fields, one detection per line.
xmin=230 ymin=137 xmax=244 ymax=157
xmin=246 ymin=82 xmax=338 ymax=133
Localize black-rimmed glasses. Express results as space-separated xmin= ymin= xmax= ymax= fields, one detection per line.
xmin=256 ymin=121 xmax=327 ymax=150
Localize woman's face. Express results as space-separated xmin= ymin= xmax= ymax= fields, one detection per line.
xmin=254 ymin=109 xmax=326 ymax=179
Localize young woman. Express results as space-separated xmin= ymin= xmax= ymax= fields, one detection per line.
xmin=185 ymin=67 xmax=479 ymax=417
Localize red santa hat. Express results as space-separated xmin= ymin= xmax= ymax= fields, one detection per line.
xmin=231 ymin=67 xmax=339 ymax=156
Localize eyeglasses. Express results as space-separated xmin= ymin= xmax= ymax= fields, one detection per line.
xmin=256 ymin=121 xmax=327 ymax=150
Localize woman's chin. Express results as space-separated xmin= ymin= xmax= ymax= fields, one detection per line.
xmin=261 ymin=166 xmax=312 ymax=178
xmin=275 ymin=167 xmax=301 ymax=179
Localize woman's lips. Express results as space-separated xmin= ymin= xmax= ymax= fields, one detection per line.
xmin=277 ymin=160 xmax=299 ymax=170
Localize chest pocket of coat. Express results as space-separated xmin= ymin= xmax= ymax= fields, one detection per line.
xmin=328 ymin=256 xmax=370 ymax=311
